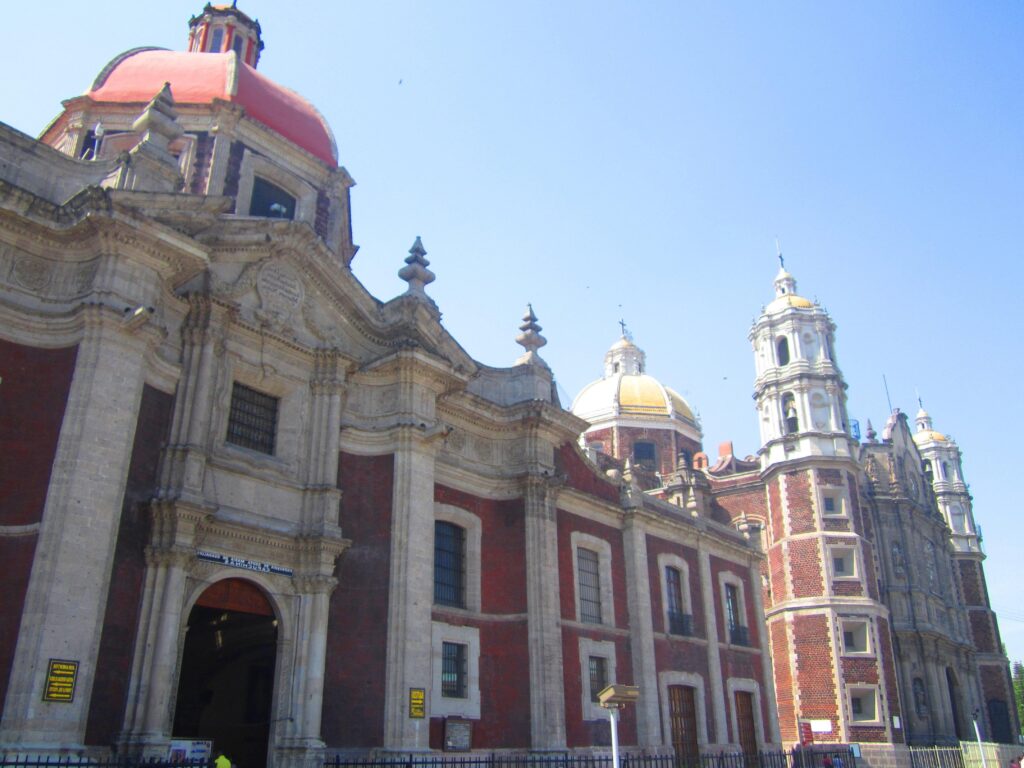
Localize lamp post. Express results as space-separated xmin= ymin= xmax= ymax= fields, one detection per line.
xmin=598 ymin=684 xmax=640 ymax=768
xmin=973 ymin=709 xmax=989 ymax=768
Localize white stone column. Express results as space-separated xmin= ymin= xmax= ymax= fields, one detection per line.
xmin=524 ymin=475 xmax=567 ymax=749
xmin=0 ymin=309 xmax=154 ymax=749
xmin=140 ymin=551 xmax=190 ymax=736
xmin=623 ymin=514 xmax=660 ymax=746
xmin=699 ymin=548 xmax=729 ymax=746
xmin=382 ymin=425 xmax=437 ymax=750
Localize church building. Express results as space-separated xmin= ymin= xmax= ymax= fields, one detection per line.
xmin=0 ymin=5 xmax=780 ymax=767
xmin=571 ymin=266 xmax=1018 ymax=758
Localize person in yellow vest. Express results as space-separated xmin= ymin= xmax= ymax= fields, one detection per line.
xmin=214 ymin=751 xmax=231 ymax=768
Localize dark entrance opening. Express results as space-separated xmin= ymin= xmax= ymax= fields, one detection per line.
xmin=173 ymin=579 xmax=277 ymax=768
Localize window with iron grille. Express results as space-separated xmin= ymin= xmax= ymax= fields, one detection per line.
xmin=441 ymin=642 xmax=467 ymax=698
xmin=434 ymin=521 xmax=466 ymax=608
xmin=725 ymin=583 xmax=748 ymax=645
xmin=588 ymin=656 xmax=608 ymax=703
xmin=577 ymin=547 xmax=602 ymax=623
xmin=666 ymin=566 xmax=693 ymax=636
xmin=226 ymin=383 xmax=278 ymax=455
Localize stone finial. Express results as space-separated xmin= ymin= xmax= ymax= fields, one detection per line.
xmin=865 ymin=419 xmax=877 ymax=443
xmin=398 ymin=236 xmax=436 ymax=297
xmin=132 ymin=83 xmax=183 ymax=155
xmin=514 ymin=303 xmax=548 ymax=365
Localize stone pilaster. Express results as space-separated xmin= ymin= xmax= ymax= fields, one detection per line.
xmin=622 ymin=513 xmax=660 ymax=746
xmin=382 ymin=424 xmax=439 ymax=750
xmin=749 ymin=557 xmax=782 ymax=746
xmin=523 ymin=474 xmax=567 ymax=749
xmin=119 ymin=502 xmax=208 ymax=755
xmin=300 ymin=350 xmax=346 ymax=536
xmin=699 ymin=548 xmax=729 ymax=746
xmin=0 ymin=306 xmax=156 ymax=749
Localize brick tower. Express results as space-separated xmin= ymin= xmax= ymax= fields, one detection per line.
xmin=913 ymin=408 xmax=1019 ymax=743
xmin=751 ymin=263 xmax=903 ymax=746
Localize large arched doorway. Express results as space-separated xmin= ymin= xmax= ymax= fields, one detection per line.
xmin=173 ymin=578 xmax=278 ymax=768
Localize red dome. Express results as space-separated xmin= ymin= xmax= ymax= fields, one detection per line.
xmin=89 ymin=49 xmax=337 ymax=167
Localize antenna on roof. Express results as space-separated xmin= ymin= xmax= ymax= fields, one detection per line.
xmin=775 ymin=237 xmax=784 ymax=269
xmin=883 ymin=374 xmax=894 ymax=414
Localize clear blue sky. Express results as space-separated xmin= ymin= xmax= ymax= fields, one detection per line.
xmin=3 ymin=2 xmax=1023 ymax=675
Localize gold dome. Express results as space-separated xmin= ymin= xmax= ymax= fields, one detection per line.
xmin=913 ymin=429 xmax=948 ymax=444
xmin=572 ymin=373 xmax=695 ymax=422
xmin=765 ymin=294 xmax=814 ymax=313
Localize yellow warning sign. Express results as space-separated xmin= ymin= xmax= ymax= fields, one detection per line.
xmin=409 ymin=687 xmax=425 ymax=718
xmin=43 ymin=659 xmax=78 ymax=702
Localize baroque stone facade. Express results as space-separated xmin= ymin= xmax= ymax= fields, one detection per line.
xmin=0 ymin=6 xmax=778 ymax=767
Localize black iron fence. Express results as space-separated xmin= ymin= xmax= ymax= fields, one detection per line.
xmin=323 ymin=748 xmax=855 ymax=768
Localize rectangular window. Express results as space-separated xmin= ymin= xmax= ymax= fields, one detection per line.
xmin=578 ymin=547 xmax=602 ymax=624
xmin=226 ymin=382 xmax=278 ymax=455
xmin=850 ymin=688 xmax=878 ymax=722
xmin=665 ymin=566 xmax=693 ymax=636
xmin=831 ymin=546 xmax=856 ymax=578
xmin=842 ymin=620 xmax=870 ymax=654
xmin=726 ymin=583 xmax=748 ymax=645
xmin=823 ymin=495 xmax=837 ymax=514
xmin=434 ymin=521 xmax=465 ymax=608
xmin=441 ymin=642 xmax=467 ymax=699
xmin=588 ymin=656 xmax=608 ymax=703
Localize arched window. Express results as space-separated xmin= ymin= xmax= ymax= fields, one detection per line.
xmin=782 ymin=393 xmax=799 ymax=435
xmin=776 ymin=336 xmax=790 ymax=366
xmin=923 ymin=460 xmax=934 ymax=484
xmin=232 ymin=35 xmax=244 ymax=56
xmin=249 ymin=177 xmax=296 ymax=219
xmin=941 ymin=461 xmax=950 ymax=480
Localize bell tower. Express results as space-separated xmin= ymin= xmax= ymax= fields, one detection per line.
xmin=750 ymin=261 xmax=904 ymax=746
xmin=751 ymin=264 xmax=853 ymax=463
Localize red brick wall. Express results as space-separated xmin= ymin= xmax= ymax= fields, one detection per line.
xmin=561 ymin=630 xmax=636 ymax=748
xmin=970 ymin=610 xmax=998 ymax=653
xmin=770 ymin=618 xmax=797 ymax=743
xmin=959 ymin=560 xmax=984 ymax=606
xmin=556 ymin=510 xmax=636 ymax=747
xmin=645 ymin=535 xmax=702 ymax=634
xmin=0 ymin=339 xmax=77 ymax=717
xmin=435 ymin=486 xmax=526 ymax=614
xmin=85 ymin=385 xmax=174 ymax=745
xmin=429 ymin=486 xmax=532 ymax=748
xmin=557 ymin=510 xmax=628 ymax=627
xmin=788 ymin=539 xmax=823 ymax=599
xmin=769 ymin=478 xmax=784 ymax=545
xmin=714 ymin=485 xmax=768 ymax=527
xmin=786 ymin=471 xmax=815 ymax=536
xmin=556 ymin=444 xmax=620 ymax=503
xmin=709 ymin=555 xmax=758 ymax=647
xmin=792 ymin=614 xmax=838 ymax=730
xmin=0 ymin=339 xmax=78 ymax=526
xmin=322 ymin=452 xmax=394 ymax=748
xmin=841 ymin=657 xmax=879 ymax=684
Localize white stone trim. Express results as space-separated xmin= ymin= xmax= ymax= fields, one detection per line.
xmin=430 ymin=622 xmax=481 ymax=719
xmin=826 ymin=542 xmax=860 ymax=581
xmin=657 ymin=553 xmax=692 ymax=634
xmin=838 ymin=616 xmax=873 ymax=657
xmin=434 ymin=503 xmax=482 ymax=613
xmin=658 ymin=671 xmax=708 ymax=748
xmin=726 ymin=676 xmax=765 ymax=749
xmin=847 ymin=684 xmax=882 ymax=725
xmin=578 ymin=637 xmax=617 ymax=721
xmin=571 ymin=531 xmax=616 ymax=627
